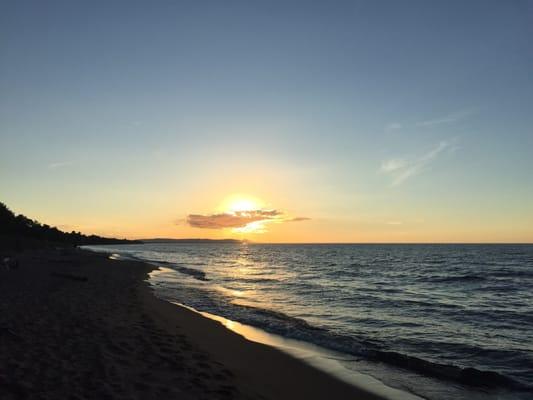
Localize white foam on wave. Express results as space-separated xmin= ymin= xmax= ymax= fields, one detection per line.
xmin=175 ymin=302 xmax=424 ymax=400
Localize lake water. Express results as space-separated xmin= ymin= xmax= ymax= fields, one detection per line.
xmin=84 ymin=243 xmax=533 ymax=400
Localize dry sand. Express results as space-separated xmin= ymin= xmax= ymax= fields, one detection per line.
xmin=0 ymin=248 xmax=384 ymax=400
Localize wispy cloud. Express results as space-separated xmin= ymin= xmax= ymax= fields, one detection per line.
xmin=48 ymin=161 xmax=73 ymax=169
xmin=385 ymin=122 xmax=403 ymax=132
xmin=385 ymin=109 xmax=473 ymax=133
xmin=186 ymin=209 xmax=310 ymax=231
xmin=415 ymin=110 xmax=472 ymax=127
xmin=288 ymin=217 xmax=311 ymax=222
xmin=381 ymin=158 xmax=408 ymax=173
xmin=381 ymin=141 xmax=452 ymax=186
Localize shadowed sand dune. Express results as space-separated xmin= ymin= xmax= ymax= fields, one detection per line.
xmin=0 ymin=248 xmax=383 ymax=400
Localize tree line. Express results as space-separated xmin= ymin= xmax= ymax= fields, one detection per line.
xmin=0 ymin=202 xmax=139 ymax=246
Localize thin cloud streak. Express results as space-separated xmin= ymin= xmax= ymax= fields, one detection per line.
xmin=381 ymin=141 xmax=452 ymax=186
xmin=415 ymin=111 xmax=473 ymax=127
xmin=385 ymin=122 xmax=402 ymax=131
xmin=48 ymin=161 xmax=73 ymax=169
xmin=289 ymin=217 xmax=311 ymax=222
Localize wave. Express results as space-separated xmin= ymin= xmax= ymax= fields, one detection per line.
xmin=425 ymin=274 xmax=487 ymax=283
xmin=490 ymin=270 xmax=533 ymax=278
xmin=173 ymin=265 xmax=208 ymax=281
xmin=113 ymin=257 xmax=210 ymax=282
xmin=197 ymin=301 xmax=530 ymax=391
xmin=370 ymin=350 xmax=525 ymax=389
xmin=236 ymin=277 xmax=280 ymax=284
xmin=86 ymin=247 xmax=210 ymax=282
xmin=236 ymin=304 xmax=328 ymax=333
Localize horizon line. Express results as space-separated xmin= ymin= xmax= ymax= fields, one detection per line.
xmin=124 ymin=238 xmax=533 ymax=245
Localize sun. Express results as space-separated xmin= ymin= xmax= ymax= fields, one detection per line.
xmin=217 ymin=194 xmax=268 ymax=234
xmin=229 ymin=199 xmax=257 ymax=213
xmin=220 ymin=194 xmax=263 ymax=214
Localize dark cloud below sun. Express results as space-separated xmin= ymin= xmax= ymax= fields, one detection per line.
xmin=186 ymin=210 xmax=309 ymax=230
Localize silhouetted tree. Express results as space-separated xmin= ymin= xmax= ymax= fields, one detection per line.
xmin=0 ymin=202 xmax=138 ymax=246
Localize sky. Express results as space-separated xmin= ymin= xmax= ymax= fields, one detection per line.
xmin=1 ymin=0 xmax=532 ymax=242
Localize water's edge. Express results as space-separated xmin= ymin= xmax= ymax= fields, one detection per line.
xmin=83 ymin=244 xmax=533 ymax=400
xmin=104 ymin=247 xmax=423 ymax=400
xmin=173 ymin=301 xmax=424 ymax=400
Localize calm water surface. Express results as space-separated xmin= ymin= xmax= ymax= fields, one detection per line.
xmin=85 ymin=243 xmax=533 ymax=400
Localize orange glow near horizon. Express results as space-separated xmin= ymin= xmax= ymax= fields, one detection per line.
xmin=11 ymin=188 xmax=533 ymax=244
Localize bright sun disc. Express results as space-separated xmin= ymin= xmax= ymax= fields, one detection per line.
xmin=218 ymin=195 xmax=269 ymax=234
xmin=221 ymin=195 xmax=262 ymax=213
xmin=229 ymin=199 xmax=257 ymax=213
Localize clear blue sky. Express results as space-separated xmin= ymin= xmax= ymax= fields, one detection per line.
xmin=1 ymin=0 xmax=532 ymax=241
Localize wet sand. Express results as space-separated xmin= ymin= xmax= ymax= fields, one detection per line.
xmin=0 ymin=248 xmax=384 ymax=399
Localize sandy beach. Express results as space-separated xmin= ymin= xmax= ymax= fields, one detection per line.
xmin=0 ymin=248 xmax=383 ymax=400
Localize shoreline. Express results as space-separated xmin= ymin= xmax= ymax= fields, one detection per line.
xmin=98 ymin=243 xmax=533 ymax=400
xmin=82 ymin=244 xmax=533 ymax=400
xmin=174 ymin=302 xmax=423 ymax=400
xmin=138 ymin=255 xmax=389 ymax=400
xmin=100 ymin=249 xmax=421 ymax=399
xmin=0 ymin=247 xmax=386 ymax=399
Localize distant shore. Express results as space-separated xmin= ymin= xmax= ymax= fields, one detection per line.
xmin=0 ymin=247 xmax=383 ymax=400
